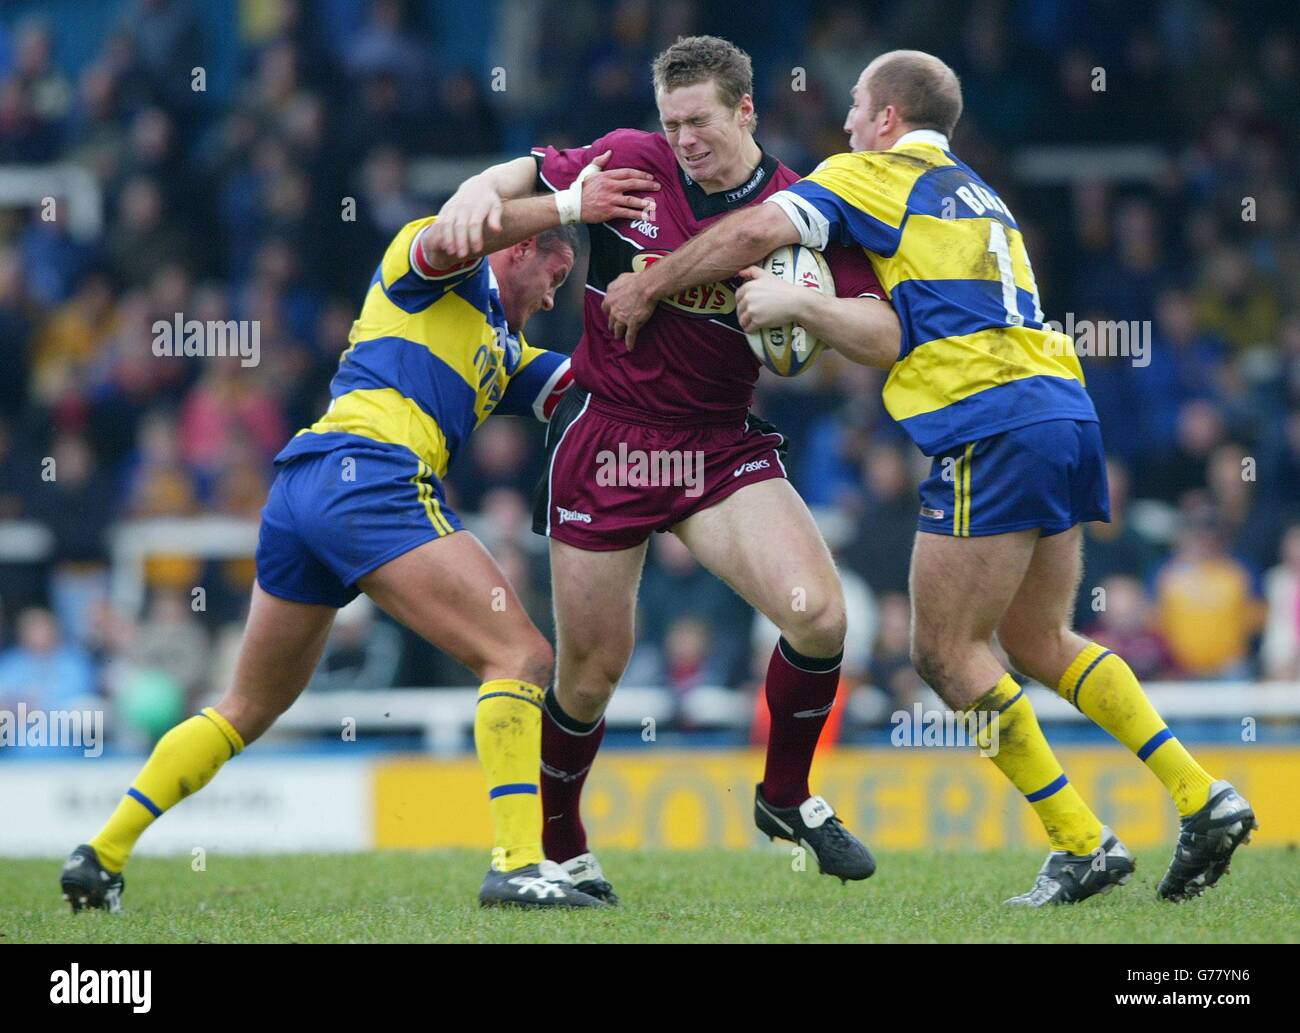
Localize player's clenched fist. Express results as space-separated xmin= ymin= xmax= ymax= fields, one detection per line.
xmin=430 ymin=176 xmax=505 ymax=259
xmin=602 ymin=271 xmax=657 ymax=349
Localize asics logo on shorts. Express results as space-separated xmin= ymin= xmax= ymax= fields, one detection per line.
xmin=557 ymin=506 xmax=592 ymax=524
xmin=733 ymin=458 xmax=771 ymax=478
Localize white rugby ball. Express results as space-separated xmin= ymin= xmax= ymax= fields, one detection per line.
xmin=745 ymin=245 xmax=834 ymax=377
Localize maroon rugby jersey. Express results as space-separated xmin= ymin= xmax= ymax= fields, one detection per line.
xmin=532 ymin=129 xmax=884 ymax=421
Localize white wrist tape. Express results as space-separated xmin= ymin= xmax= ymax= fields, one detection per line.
xmin=553 ymin=160 xmax=602 ymax=225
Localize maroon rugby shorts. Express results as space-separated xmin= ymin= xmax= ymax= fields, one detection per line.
xmin=532 ymin=388 xmax=789 ymax=551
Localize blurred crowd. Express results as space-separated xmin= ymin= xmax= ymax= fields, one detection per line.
xmin=0 ymin=0 xmax=1297 ymax=740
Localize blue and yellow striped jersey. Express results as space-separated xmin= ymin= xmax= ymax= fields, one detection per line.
xmin=275 ymin=216 xmax=571 ymax=479
xmin=768 ymin=130 xmax=1096 ymax=455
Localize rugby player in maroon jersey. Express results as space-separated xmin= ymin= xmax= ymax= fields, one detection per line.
xmin=429 ymin=36 xmax=901 ymax=902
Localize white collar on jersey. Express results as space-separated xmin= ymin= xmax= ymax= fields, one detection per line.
xmin=892 ymin=129 xmax=951 ymax=152
xmin=485 ymin=260 xmax=515 ymax=335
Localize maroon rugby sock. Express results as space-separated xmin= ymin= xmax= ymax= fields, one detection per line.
xmin=540 ymin=687 xmax=606 ymax=862
xmin=761 ymin=638 xmax=843 ymax=808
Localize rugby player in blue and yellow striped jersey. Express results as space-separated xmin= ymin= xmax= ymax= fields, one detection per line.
xmin=61 ymin=156 xmax=661 ymax=912
xmin=604 ymin=49 xmax=1256 ymax=906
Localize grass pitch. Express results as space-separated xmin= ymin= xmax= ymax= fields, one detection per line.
xmin=4 ymin=846 xmax=1296 ymax=943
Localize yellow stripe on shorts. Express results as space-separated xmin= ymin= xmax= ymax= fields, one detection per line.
xmin=412 ymin=460 xmax=453 ymax=536
xmin=952 ymin=443 xmax=974 ymax=537
xmin=962 ymin=443 xmax=973 ymax=537
xmin=952 ymin=454 xmax=960 ymax=536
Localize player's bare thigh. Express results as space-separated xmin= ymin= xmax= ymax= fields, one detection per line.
xmin=359 ymin=531 xmax=554 ymax=688
xmin=997 ymin=524 xmax=1091 ymax=686
xmin=220 ymin=533 xmax=548 ymax=744
xmin=908 ymin=528 xmax=1037 ymax=708
xmin=549 ymin=537 xmax=648 ymax=722
xmin=216 ymin=582 xmax=336 ymax=744
xmin=672 ymin=478 xmax=845 ymax=658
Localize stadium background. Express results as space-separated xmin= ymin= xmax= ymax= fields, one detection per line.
xmin=1 ymin=0 xmax=1298 ymax=856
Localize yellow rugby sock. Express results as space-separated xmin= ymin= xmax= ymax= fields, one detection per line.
xmin=968 ymin=674 xmax=1103 ymax=855
xmin=475 ymin=679 xmax=545 ymax=871
xmin=89 ymin=707 xmax=244 ymax=872
xmin=1058 ymin=643 xmax=1214 ymax=816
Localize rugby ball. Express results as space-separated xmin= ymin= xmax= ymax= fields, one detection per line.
xmin=745 ymin=245 xmax=834 ymax=377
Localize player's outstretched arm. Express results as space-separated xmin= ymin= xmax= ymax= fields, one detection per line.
xmin=603 ymin=203 xmax=799 ymax=348
xmin=432 ymin=156 xmax=539 ymax=258
xmin=423 ymin=157 xmax=659 ymax=268
xmin=735 ymin=267 xmax=900 ymax=370
xmin=420 ymin=193 xmax=571 ymax=270
xmin=431 ymin=151 xmax=658 ymax=260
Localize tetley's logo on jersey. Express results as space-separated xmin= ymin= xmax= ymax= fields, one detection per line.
xmin=631 ymin=252 xmax=735 ymax=316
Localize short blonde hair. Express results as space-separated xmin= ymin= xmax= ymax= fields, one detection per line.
xmin=652 ymin=35 xmax=754 ymax=111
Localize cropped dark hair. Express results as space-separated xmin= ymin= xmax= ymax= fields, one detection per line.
xmin=536 ymin=223 xmax=580 ymax=256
